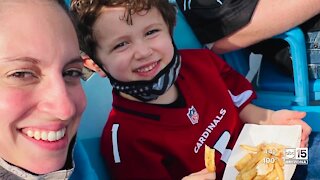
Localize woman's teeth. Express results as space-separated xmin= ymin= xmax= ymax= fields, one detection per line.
xmin=137 ymin=62 xmax=158 ymax=73
xmin=24 ymin=128 xmax=66 ymax=141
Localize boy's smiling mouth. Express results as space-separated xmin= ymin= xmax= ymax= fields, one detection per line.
xmin=21 ymin=127 xmax=66 ymax=142
xmin=135 ymin=61 xmax=159 ymax=73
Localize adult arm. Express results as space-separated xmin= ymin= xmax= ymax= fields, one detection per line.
xmin=212 ymin=0 xmax=320 ymax=53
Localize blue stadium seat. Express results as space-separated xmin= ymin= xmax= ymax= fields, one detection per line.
xmin=64 ymin=0 xmax=70 ymax=7
xmin=223 ymin=27 xmax=320 ymax=111
xmin=173 ymin=7 xmax=203 ymax=49
xmin=258 ymin=30 xmax=320 ymax=104
xmin=71 ymin=141 xmax=99 ymax=180
xmin=224 ymin=28 xmax=310 ymax=107
xmin=73 ymin=74 xmax=112 ymax=179
xmin=222 ymin=29 xmax=320 ymax=131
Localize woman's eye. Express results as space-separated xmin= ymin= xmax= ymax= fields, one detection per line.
xmin=63 ymin=68 xmax=83 ymax=79
xmin=8 ymin=71 xmax=36 ymax=79
xmin=4 ymin=70 xmax=39 ymax=86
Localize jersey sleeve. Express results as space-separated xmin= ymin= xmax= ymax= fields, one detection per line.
xmin=175 ymin=0 xmax=259 ymax=44
xmin=208 ymin=50 xmax=256 ymax=111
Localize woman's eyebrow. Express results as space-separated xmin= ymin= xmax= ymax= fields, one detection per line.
xmin=0 ymin=56 xmax=40 ymax=64
xmin=66 ymin=56 xmax=84 ymax=65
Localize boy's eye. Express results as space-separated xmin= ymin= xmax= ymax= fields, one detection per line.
xmin=113 ymin=41 xmax=129 ymax=50
xmin=145 ymin=29 xmax=160 ymax=36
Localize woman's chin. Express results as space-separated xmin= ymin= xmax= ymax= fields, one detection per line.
xmin=23 ymin=159 xmax=66 ymax=175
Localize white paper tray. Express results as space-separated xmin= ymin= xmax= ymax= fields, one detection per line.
xmin=223 ymin=124 xmax=301 ymax=180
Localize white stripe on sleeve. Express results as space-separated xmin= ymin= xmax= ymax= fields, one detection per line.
xmin=228 ymin=90 xmax=253 ymax=107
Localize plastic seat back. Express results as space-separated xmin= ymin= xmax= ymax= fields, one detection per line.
xmin=79 ymin=74 xmax=112 ymax=139
xmin=261 ymin=28 xmax=309 ymax=106
xmin=224 ymin=28 xmax=310 ymax=107
xmin=75 ymin=74 xmax=112 ymax=179
xmin=173 ymin=6 xmax=202 ymax=49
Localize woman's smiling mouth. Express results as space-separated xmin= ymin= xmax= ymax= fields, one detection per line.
xmin=21 ymin=127 xmax=66 ymax=142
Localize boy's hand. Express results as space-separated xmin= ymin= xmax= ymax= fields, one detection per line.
xmin=182 ymin=168 xmax=216 ymax=180
xmin=269 ymin=110 xmax=311 ymax=147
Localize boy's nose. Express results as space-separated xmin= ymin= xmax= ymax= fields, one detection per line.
xmin=133 ymin=42 xmax=152 ymax=60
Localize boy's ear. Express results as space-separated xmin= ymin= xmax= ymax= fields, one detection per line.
xmin=83 ymin=58 xmax=107 ymax=77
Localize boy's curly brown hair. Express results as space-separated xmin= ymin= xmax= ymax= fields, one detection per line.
xmin=70 ymin=0 xmax=177 ymax=65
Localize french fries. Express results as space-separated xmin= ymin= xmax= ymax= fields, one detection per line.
xmin=205 ymin=145 xmax=216 ymax=172
xmin=235 ymin=143 xmax=286 ymax=180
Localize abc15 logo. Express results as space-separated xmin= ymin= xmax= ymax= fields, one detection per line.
xmin=284 ymin=148 xmax=308 ymax=160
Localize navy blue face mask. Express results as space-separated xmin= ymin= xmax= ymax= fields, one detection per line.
xmin=106 ymin=45 xmax=181 ymax=102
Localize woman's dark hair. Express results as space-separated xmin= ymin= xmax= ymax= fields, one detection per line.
xmin=70 ymin=0 xmax=177 ymax=65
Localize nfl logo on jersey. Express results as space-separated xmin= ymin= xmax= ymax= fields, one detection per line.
xmin=187 ymin=106 xmax=199 ymax=124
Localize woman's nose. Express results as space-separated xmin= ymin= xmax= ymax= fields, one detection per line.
xmin=37 ymin=79 xmax=76 ymax=120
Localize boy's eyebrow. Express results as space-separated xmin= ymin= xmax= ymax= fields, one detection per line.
xmin=104 ymin=31 xmax=128 ymax=42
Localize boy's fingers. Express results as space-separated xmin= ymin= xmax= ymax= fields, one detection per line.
xmin=300 ymin=138 xmax=309 ymax=148
xmin=182 ymin=169 xmax=216 ymax=180
xmin=288 ymin=111 xmax=306 ymax=119
xmin=289 ymin=119 xmax=312 ymax=134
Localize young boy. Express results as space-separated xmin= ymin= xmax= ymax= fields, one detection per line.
xmin=71 ymin=0 xmax=311 ymax=179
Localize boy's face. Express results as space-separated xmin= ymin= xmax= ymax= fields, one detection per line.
xmin=0 ymin=1 xmax=86 ymax=174
xmin=93 ymin=6 xmax=174 ymax=82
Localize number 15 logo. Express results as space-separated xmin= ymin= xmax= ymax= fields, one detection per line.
xmin=297 ymin=148 xmax=308 ymax=159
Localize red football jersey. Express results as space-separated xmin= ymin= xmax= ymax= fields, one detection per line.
xmin=101 ymin=49 xmax=256 ymax=179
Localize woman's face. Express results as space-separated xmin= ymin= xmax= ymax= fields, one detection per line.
xmin=94 ymin=6 xmax=174 ymax=82
xmin=0 ymin=1 xmax=86 ymax=174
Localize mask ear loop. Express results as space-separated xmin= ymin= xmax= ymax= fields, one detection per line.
xmin=96 ymin=61 xmax=108 ymax=74
xmin=93 ymin=60 xmax=110 ymax=78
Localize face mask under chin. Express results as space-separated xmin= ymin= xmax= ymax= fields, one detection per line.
xmin=107 ymin=46 xmax=181 ymax=102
